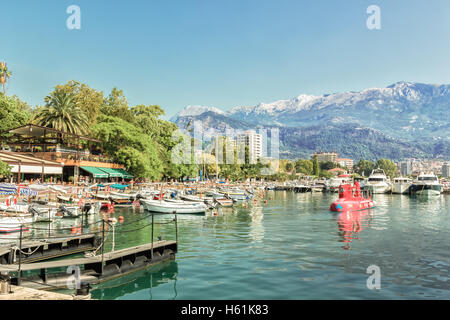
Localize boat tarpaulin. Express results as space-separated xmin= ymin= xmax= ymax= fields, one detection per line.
xmin=110 ymin=184 xmax=129 ymax=190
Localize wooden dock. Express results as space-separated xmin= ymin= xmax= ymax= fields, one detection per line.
xmin=1 ymin=240 xmax=177 ymax=291
xmin=0 ymin=234 xmax=100 ymax=265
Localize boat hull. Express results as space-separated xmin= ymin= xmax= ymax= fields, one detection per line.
xmin=140 ymin=200 xmax=207 ymax=214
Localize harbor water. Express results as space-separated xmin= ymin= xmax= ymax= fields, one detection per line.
xmin=29 ymin=191 xmax=450 ymax=299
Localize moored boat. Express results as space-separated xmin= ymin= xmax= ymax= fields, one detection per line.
xmin=392 ymin=177 xmax=412 ymax=194
xmin=410 ymin=172 xmax=443 ymax=197
xmin=140 ymin=199 xmax=207 ymax=214
xmin=366 ymin=169 xmax=391 ymax=194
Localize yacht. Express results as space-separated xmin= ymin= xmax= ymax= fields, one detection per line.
xmin=392 ymin=177 xmax=412 ymax=194
xmin=410 ymin=172 xmax=443 ymax=197
xmin=366 ymin=168 xmax=391 ymax=194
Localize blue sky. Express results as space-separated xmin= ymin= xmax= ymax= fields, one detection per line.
xmin=2 ymin=0 xmax=450 ymax=118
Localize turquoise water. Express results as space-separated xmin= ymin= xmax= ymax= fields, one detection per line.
xmin=54 ymin=191 xmax=450 ymax=299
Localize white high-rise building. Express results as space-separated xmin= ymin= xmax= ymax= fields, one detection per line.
xmin=237 ymin=130 xmax=262 ymax=164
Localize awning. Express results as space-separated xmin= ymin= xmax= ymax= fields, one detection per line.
xmin=98 ymin=167 xmax=123 ymax=178
xmin=80 ymin=166 xmax=109 ymax=178
xmin=113 ymin=168 xmax=133 ymax=179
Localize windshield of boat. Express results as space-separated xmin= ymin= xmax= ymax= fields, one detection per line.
xmin=418 ymin=177 xmax=438 ymax=181
xmin=369 ymin=178 xmax=385 ymax=182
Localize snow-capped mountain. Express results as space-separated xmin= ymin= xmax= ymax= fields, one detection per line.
xmin=171 ymin=82 xmax=450 ymax=160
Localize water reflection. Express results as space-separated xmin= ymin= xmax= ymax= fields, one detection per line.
xmin=335 ymin=211 xmax=373 ymax=250
xmin=90 ymin=261 xmax=179 ymax=300
xmin=248 ymin=205 xmax=264 ymax=243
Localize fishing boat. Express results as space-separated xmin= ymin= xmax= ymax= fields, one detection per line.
xmin=140 ymin=199 xmax=207 ymax=214
xmin=330 ymin=182 xmax=375 ymax=212
xmin=410 ymin=172 xmax=443 ymax=197
xmin=366 ymin=169 xmax=391 ymax=194
xmin=214 ymin=198 xmax=234 ymax=207
xmin=28 ymin=204 xmax=62 ymax=222
xmin=392 ymin=177 xmax=412 ymax=194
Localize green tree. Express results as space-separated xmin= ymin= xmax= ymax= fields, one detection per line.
xmin=375 ymin=158 xmax=399 ymax=179
xmin=0 ymin=95 xmax=32 ymax=138
xmin=320 ymin=161 xmax=338 ymax=171
xmin=33 ymin=91 xmax=89 ymax=135
xmin=92 ymin=115 xmax=163 ymax=180
xmin=0 ymin=159 xmax=12 ymax=178
xmin=101 ymin=87 xmax=134 ymax=122
xmin=313 ymin=155 xmax=320 ymax=176
xmin=49 ymin=80 xmax=104 ymax=125
xmin=285 ymin=162 xmax=294 ymax=172
xmin=295 ymin=159 xmax=313 ymax=175
xmin=355 ymin=160 xmax=375 ymax=177
xmin=0 ymin=62 xmax=12 ymax=95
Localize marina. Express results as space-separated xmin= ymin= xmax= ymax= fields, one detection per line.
xmin=0 ymin=180 xmax=448 ymax=299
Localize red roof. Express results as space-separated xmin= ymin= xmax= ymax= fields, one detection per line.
xmin=328 ymin=168 xmax=346 ymax=172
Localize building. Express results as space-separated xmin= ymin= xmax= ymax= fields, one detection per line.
xmin=312 ymin=152 xmax=338 ymax=163
xmin=337 ymin=158 xmax=354 ymax=170
xmin=442 ymin=162 xmax=450 ymax=178
xmin=237 ymin=130 xmax=262 ymax=164
xmin=398 ymin=161 xmax=413 ymax=177
xmin=1 ymin=124 xmax=133 ymax=183
xmin=328 ymin=168 xmax=347 ymax=176
xmin=0 ymin=151 xmax=63 ymax=183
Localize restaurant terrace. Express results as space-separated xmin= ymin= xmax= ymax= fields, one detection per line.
xmin=0 ymin=124 xmax=133 ymax=183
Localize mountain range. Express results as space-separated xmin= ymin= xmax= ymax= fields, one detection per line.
xmin=170 ymin=82 xmax=450 ymax=161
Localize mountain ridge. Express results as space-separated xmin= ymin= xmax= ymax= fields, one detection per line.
xmin=170 ymin=82 xmax=450 ymax=161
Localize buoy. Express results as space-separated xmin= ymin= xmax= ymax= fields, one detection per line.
xmin=119 ymin=216 xmax=124 ymax=223
xmin=264 ymin=200 xmax=267 ymax=204
xmin=213 ymin=211 xmax=219 ymax=216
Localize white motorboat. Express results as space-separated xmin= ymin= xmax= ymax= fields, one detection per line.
xmin=392 ymin=177 xmax=412 ymax=194
xmin=0 ymin=216 xmax=33 ymax=233
xmin=411 ymin=172 xmax=443 ymax=197
xmin=366 ymin=169 xmax=392 ymax=194
xmin=140 ymin=199 xmax=207 ymax=214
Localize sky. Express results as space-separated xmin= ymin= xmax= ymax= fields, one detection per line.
xmin=1 ymin=0 xmax=450 ymax=119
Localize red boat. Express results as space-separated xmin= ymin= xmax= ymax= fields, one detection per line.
xmin=330 ymin=181 xmax=375 ymax=212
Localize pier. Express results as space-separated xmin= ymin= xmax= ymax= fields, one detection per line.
xmin=0 ymin=212 xmax=179 ymax=294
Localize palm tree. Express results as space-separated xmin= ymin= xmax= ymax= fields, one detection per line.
xmin=33 ymin=91 xmax=89 ymax=135
xmin=0 ymin=62 xmax=12 ymax=95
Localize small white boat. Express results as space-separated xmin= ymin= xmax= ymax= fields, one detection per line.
xmin=0 ymin=216 xmax=33 ymax=233
xmin=392 ymin=177 xmax=412 ymax=194
xmin=140 ymin=199 xmax=207 ymax=214
xmin=109 ymin=191 xmax=137 ymax=199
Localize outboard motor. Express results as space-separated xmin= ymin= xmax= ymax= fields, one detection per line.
xmin=59 ymin=204 xmax=75 ymax=217
xmin=83 ymin=203 xmax=92 ymax=215
xmin=28 ymin=204 xmax=41 ymax=217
